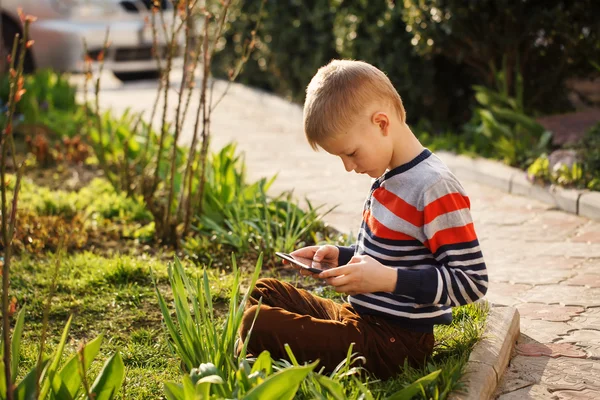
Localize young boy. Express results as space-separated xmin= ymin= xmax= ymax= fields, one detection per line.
xmin=238 ymin=59 xmax=488 ymax=379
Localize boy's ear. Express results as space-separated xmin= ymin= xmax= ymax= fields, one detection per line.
xmin=372 ymin=112 xmax=390 ymax=135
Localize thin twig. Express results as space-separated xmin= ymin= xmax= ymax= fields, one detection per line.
xmin=166 ymin=0 xmax=193 ymax=237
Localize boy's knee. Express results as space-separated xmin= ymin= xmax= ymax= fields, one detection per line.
xmin=239 ymin=304 xmax=279 ymax=341
xmin=240 ymin=304 xmax=260 ymax=340
xmin=251 ymin=277 xmax=280 ymax=298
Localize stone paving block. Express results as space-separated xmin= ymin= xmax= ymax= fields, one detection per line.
xmin=496 ymin=384 xmax=556 ymax=399
xmin=498 ymin=355 xmax=600 ymax=393
xmin=519 ymin=319 xmax=574 ymax=343
xmin=563 ymin=273 xmax=600 ymax=288
xmin=540 ymin=241 xmax=600 ymax=258
xmin=518 ymin=285 xmax=600 ymax=307
xmin=516 ymin=343 xmax=587 ymax=358
xmin=486 ymin=282 xmax=533 ymax=306
xmin=571 ymin=222 xmax=600 ymax=243
xmin=556 ymin=329 xmax=600 ymax=359
xmin=551 ymin=388 xmax=600 ymax=399
xmin=579 ymin=192 xmax=600 ymax=221
xmin=490 ymin=263 xmax=575 ymax=285
xmin=517 ymin=303 xmax=584 ymax=322
xmin=569 ymin=307 xmax=600 ymax=330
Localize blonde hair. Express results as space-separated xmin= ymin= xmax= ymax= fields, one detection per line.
xmin=303 ymin=59 xmax=406 ymax=150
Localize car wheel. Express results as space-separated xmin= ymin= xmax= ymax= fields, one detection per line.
xmin=113 ymin=70 xmax=161 ymax=82
xmin=1 ymin=16 xmax=35 ymax=74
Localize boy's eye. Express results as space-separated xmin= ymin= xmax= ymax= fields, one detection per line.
xmin=347 ymin=151 xmax=357 ymax=157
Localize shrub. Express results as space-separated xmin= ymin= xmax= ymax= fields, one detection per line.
xmin=213 ymin=0 xmax=472 ymax=128
xmin=462 ymin=63 xmax=552 ymax=167
xmin=402 ymin=0 xmax=600 ymax=114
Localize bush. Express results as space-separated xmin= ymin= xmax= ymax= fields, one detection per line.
xmin=402 ymin=0 xmax=600 ymax=114
xmin=213 ymin=1 xmax=473 ymax=128
xmin=0 ymin=69 xmax=83 ymax=138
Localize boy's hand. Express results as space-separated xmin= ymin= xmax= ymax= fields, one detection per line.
xmin=282 ymin=245 xmax=339 ymax=277
xmin=318 ymin=254 xmax=397 ymax=295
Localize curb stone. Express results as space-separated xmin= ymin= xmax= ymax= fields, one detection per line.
xmin=448 ymin=304 xmax=520 ymax=400
xmin=436 ymin=151 xmax=600 ymax=221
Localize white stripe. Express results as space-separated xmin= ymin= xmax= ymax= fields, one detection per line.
xmin=456 ymin=269 xmax=485 ymax=300
xmin=448 ymin=257 xmax=485 ymax=267
xmin=444 ymin=247 xmax=482 ymax=256
xmin=461 ymin=269 xmax=487 ymax=276
xmin=451 ymin=269 xmax=472 ymax=303
xmin=349 ymin=297 xmax=451 ymax=319
xmin=442 ymin=268 xmax=459 ymax=306
xmin=433 ymin=268 xmax=443 ymax=305
xmin=360 ymin=293 xmax=418 ymax=307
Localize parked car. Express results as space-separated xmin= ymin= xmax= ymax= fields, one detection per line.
xmin=0 ymin=0 xmax=184 ymax=80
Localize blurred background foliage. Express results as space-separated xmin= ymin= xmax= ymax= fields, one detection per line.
xmin=214 ymin=0 xmax=600 ymax=129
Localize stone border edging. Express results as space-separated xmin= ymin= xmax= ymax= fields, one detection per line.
xmin=436 ymin=151 xmax=600 ymax=221
xmin=449 ymin=304 xmax=520 ymax=400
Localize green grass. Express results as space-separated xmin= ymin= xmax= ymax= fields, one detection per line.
xmin=5 ymin=164 xmax=488 ymax=399
xmin=10 ymin=248 xmax=487 ymax=399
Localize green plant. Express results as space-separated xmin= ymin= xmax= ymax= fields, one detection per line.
xmin=85 ymin=0 xmax=264 ymax=246
xmin=1 ymin=310 xmax=125 ymax=400
xmin=0 ymin=69 xmax=77 ymax=125
xmin=577 ymin=123 xmax=600 ymax=190
xmin=214 ymin=1 xmax=471 ymax=128
xmin=164 ymin=355 xmax=318 ymax=400
xmin=463 ymin=58 xmax=552 ymax=167
xmin=196 ymin=148 xmax=331 ymax=259
xmin=1 ymin=12 xmax=33 ymax=398
xmin=154 ymin=255 xmax=262 ymax=396
xmin=403 ymin=0 xmax=600 ymax=114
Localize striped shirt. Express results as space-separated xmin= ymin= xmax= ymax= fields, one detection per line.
xmin=338 ymin=149 xmax=488 ymax=332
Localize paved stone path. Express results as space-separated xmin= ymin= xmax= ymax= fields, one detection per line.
xmin=94 ymin=73 xmax=600 ymax=399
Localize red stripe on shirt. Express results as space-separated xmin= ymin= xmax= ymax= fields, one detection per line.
xmin=364 ymin=210 xmax=417 ymax=241
xmin=423 ymin=193 xmax=470 ymax=224
xmin=425 ymin=223 xmax=477 ymax=253
xmin=373 ymin=187 xmax=423 ymax=227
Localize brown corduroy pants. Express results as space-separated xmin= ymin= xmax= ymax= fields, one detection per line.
xmin=238 ymin=278 xmax=434 ymax=379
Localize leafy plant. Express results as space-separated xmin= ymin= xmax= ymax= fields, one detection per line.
xmin=403 ymin=0 xmax=600 ymax=114
xmin=463 ymin=57 xmax=552 ymax=167
xmin=0 ymin=69 xmax=77 ymax=124
xmin=154 ymin=255 xmax=263 ymax=396
xmin=1 ymin=310 xmax=125 ymax=400
xmin=84 ymin=0 xmax=264 ymax=246
xmin=164 ymin=356 xmax=318 ymax=400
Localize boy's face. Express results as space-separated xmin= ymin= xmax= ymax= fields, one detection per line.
xmin=319 ymin=112 xmax=393 ymax=179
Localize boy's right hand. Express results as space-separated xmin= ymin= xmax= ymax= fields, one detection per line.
xmin=287 ymin=245 xmax=339 ymax=277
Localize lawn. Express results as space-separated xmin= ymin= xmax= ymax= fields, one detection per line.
xmin=5 ymin=170 xmax=488 ymax=399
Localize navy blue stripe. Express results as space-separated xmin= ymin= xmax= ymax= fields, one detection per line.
xmin=353 ymin=294 xmax=450 ymax=315
xmin=437 ymin=251 xmax=484 ymax=264
xmin=434 ymin=239 xmax=480 ymax=258
xmin=362 ymin=241 xmax=432 ymax=257
xmin=455 ymin=272 xmax=478 ymax=302
xmin=371 ymin=257 xmax=438 ymax=268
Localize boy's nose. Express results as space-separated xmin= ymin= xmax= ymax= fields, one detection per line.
xmin=342 ymin=158 xmax=354 ymax=172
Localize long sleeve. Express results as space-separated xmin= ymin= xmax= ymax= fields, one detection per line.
xmin=336 ymin=245 xmax=356 ymax=266
xmin=393 ymin=178 xmax=488 ymax=306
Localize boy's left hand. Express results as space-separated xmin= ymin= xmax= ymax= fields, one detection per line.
xmin=318 ymin=254 xmax=397 ymax=295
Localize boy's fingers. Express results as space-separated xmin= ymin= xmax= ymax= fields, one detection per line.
xmin=318 ymin=265 xmax=349 ymax=279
